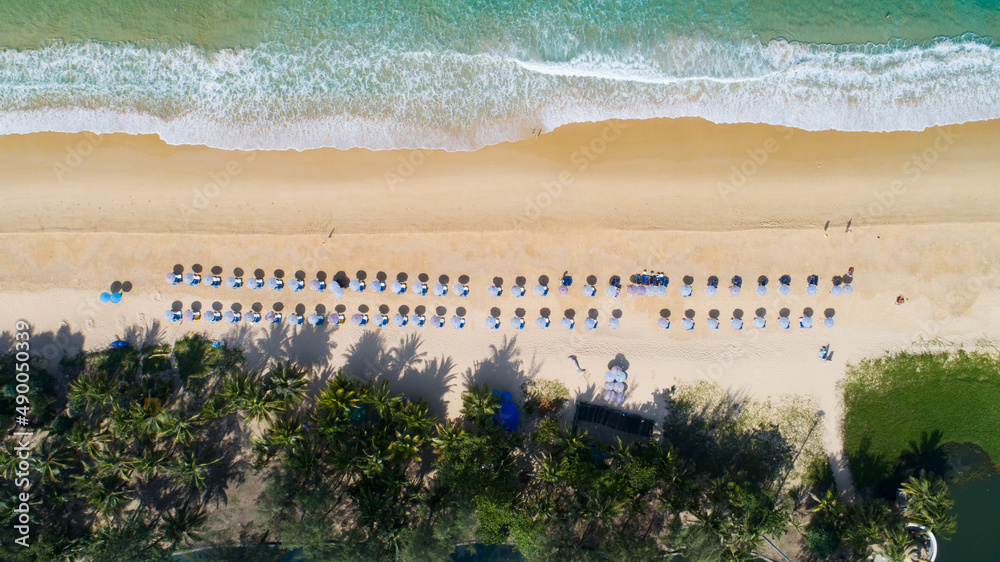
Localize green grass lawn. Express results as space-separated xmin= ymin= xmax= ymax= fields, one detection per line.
xmin=840 ymin=348 xmax=1000 ymax=490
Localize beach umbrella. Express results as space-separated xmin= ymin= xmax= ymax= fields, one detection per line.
xmin=535 ymin=317 xmax=548 ymax=328
xmin=604 ymin=381 xmax=615 ymax=391
xmin=682 ymin=317 xmax=694 ymax=330
xmin=756 ymin=284 xmax=767 ymax=296
xmin=533 ymin=284 xmax=547 ymax=296
xmin=729 ymin=285 xmax=740 ymax=296
xmin=806 ymin=283 xmax=818 ymax=295
xmin=290 ymin=314 xmax=305 ymax=326
xmin=433 ymin=283 xmax=446 ymax=296
xmin=450 ymin=315 xmax=464 ymax=329
xmin=707 ymin=317 xmax=719 ymax=329
xmin=166 ymin=273 xmax=179 ymax=284
xmin=605 ymin=285 xmax=619 ymax=297
xmin=163 ymin=310 xmax=176 ymax=321
xmin=706 ymin=285 xmax=716 ymax=297
xmin=452 ymin=283 xmax=464 ymax=296
xmin=615 ymin=371 xmax=627 ymax=383
xmin=309 ymin=280 xmax=323 ymax=291
xmin=842 ymin=284 xmax=853 ymax=295
xmin=582 ymin=285 xmax=596 ymax=297
xmin=614 ymin=381 xmax=625 ymax=393
xmin=560 ymin=318 xmax=573 ymax=329
xmin=611 ymin=365 xmax=622 ymax=373
xmin=599 ymin=390 xmax=611 ymax=402
xmin=109 ymin=292 xmax=122 ymax=303
xmin=266 ymin=278 xmax=279 ymax=290
xmin=658 ymin=285 xmax=668 ymax=296
xmin=731 ymin=317 xmax=742 ymax=330
xmin=754 ymin=316 xmax=765 ymax=328
xmin=264 ymin=311 xmax=277 ymax=323
xmin=487 ymin=285 xmax=502 ymax=297
xmin=307 ymin=314 xmax=322 ymax=325
xmin=225 ymin=276 xmax=237 ymax=288
xmin=376 ymin=314 xmax=389 ymax=326
xmin=349 ymin=279 xmax=363 ymax=292
xmin=800 ymin=316 xmax=813 ymax=329
xmin=777 ymin=316 xmax=790 ymax=329
xmin=328 ymin=284 xmax=344 ymax=298
xmin=390 ymin=314 xmax=405 ymax=327
xmin=831 ymin=285 xmax=843 ymax=296
xmin=223 ymin=311 xmax=235 ymax=323
xmin=824 ymin=317 xmax=835 ymax=328
xmin=608 ymin=317 xmax=620 ymax=329
xmin=626 ymin=285 xmax=636 ymax=295
xmin=679 ymin=284 xmax=692 ymax=297
xmin=510 ymin=317 xmax=524 ymax=329
xmin=604 ymin=371 xmax=615 ymax=382
xmin=584 ymin=317 xmax=597 ymax=330
xmin=614 ymin=392 xmax=625 ymax=404
xmin=429 ymin=315 xmax=443 ymax=327
xmin=485 ymin=317 xmax=500 ymax=329
xmin=779 ymin=284 xmax=790 ymax=296
xmin=371 ymin=281 xmax=385 ymax=293
xmin=327 ymin=313 xmax=340 ymax=324
xmin=99 ymin=292 xmax=112 ymax=303
xmin=351 ymin=313 xmax=364 ymax=325
xmin=390 ymin=281 xmax=403 ymax=294
xmin=408 ymin=314 xmax=422 ymax=326
xmin=512 ymin=285 xmax=525 ymax=297
xmin=248 ymin=312 xmax=261 ymax=323
xmin=183 ymin=272 xmax=195 ymax=284
xmin=182 ymin=310 xmax=195 ymax=322
xmin=657 ymin=318 xmax=670 ymax=329
xmin=635 ymin=286 xmax=646 ymax=296
xmin=557 ymin=285 xmax=569 ymax=296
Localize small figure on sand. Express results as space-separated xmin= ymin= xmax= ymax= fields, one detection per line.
xmin=824 ymin=220 xmax=830 ymax=238
xmin=896 ymin=295 xmax=907 ymax=305
xmin=819 ymin=345 xmax=833 ymax=362
xmin=846 ymin=218 xmax=852 ymax=233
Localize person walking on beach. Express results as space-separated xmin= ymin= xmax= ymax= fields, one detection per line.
xmin=896 ymin=295 xmax=907 ymax=305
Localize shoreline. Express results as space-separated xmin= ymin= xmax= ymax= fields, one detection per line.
xmin=2 ymin=117 xmax=998 ymax=235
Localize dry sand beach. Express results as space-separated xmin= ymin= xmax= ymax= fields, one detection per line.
xmin=2 ymin=117 xmax=1000 ymax=499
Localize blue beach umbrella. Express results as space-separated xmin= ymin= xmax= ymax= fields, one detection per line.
xmin=609 ymin=317 xmax=620 ymax=329
xmin=605 ymin=285 xmax=619 ymax=297
xmin=99 ymin=292 xmax=112 ymax=303
xmin=534 ymin=284 xmax=547 ymax=296
xmin=225 ymin=276 xmax=238 ymax=288
xmin=842 ymin=284 xmax=853 ymax=295
xmin=682 ymin=317 xmax=694 ymax=330
xmin=308 ymin=314 xmax=323 ymax=325
xmin=393 ymin=314 xmax=407 ymax=327
xmin=831 ymin=285 xmax=843 ymax=296
xmin=487 ymin=285 xmax=502 ymax=296
xmin=584 ymin=317 xmax=597 ymax=329
xmin=705 ymin=285 xmax=716 ymax=297
xmin=408 ymin=314 xmax=423 ymax=326
xmin=778 ymin=316 xmax=790 ymax=329
xmin=453 ymin=283 xmax=468 ymax=296
xmin=349 ymin=279 xmax=363 ymax=292
xmin=582 ymin=285 xmax=596 ymax=297
xmin=390 ymin=281 xmax=403 ymax=294
xmin=110 ymin=292 xmax=122 ymax=303
xmin=450 ymin=315 xmax=464 ymax=329
xmin=754 ymin=316 xmax=766 ymax=328
xmin=329 ymin=284 xmax=345 ymax=298
xmin=535 ymin=317 xmax=548 ymax=328
xmin=485 ymin=317 xmax=500 ymax=329
xmin=511 ymin=317 xmax=524 ymax=329
xmin=560 ymin=318 xmax=574 ymax=329
xmin=166 ymin=273 xmax=180 ymax=285
xmin=707 ymin=317 xmax=719 ymax=329
xmin=433 ymin=283 xmax=447 ymax=296
xmin=309 ymin=280 xmax=324 ymax=292
xmin=800 ymin=316 xmax=813 ymax=329
xmin=511 ymin=285 xmax=526 ymax=297
xmin=756 ymin=284 xmax=767 ymax=296
xmin=824 ymin=317 xmax=835 ymax=328
xmin=779 ymin=284 xmax=790 ymax=296
xmin=657 ymin=318 xmax=670 ymax=329
xmin=731 ymin=317 xmax=742 ymax=330
xmin=681 ymin=284 xmax=692 ymax=297
xmin=807 ymin=283 xmax=818 ymax=295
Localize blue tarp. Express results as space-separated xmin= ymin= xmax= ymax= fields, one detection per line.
xmin=492 ymin=391 xmax=520 ymax=432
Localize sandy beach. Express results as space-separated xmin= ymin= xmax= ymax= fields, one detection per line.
xmin=2 ymin=117 xmax=1000 ymax=497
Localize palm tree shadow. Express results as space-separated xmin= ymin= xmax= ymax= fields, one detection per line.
xmin=398 ymin=355 xmax=457 ymax=418
xmin=254 ymin=323 xmax=291 ymax=366
xmin=121 ymin=320 xmax=167 ymax=349
xmin=341 ymin=330 xmax=387 ymax=378
xmin=462 ymin=335 xmax=529 ymax=400
xmin=285 ymin=323 xmax=336 ymax=368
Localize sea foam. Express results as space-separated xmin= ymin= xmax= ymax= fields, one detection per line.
xmin=0 ymin=35 xmax=997 ymax=151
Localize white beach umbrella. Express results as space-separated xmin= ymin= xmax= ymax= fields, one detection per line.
xmin=534 ymin=284 xmax=547 ymax=296
xmin=729 ymin=285 xmax=740 ymax=296
xmin=831 ymin=285 xmax=843 ymax=296
xmin=605 ymin=285 xmax=619 ymax=297
xmin=582 ymin=285 xmax=596 ymax=297
xmin=777 ymin=316 xmax=790 ymax=329
xmin=265 ymin=311 xmax=278 ymax=323
xmin=450 ymin=315 xmax=464 ymax=328
xmin=634 ymin=286 xmax=646 ymax=296
xmin=557 ymin=285 xmax=569 ymax=296
xmin=433 ymin=283 xmax=447 ymax=296
xmin=731 ymin=317 xmax=742 ymax=330
xmin=166 ymin=273 xmax=180 ymax=284
xmin=604 ymin=371 xmax=615 ymax=382
xmin=309 ymin=280 xmax=324 ymax=291
xmin=408 ymin=314 xmax=422 ymax=326
xmin=393 ymin=314 xmax=407 ymax=326
xmin=707 ymin=317 xmax=719 ymax=329
xmin=349 ymin=279 xmax=363 ymax=292
xmin=681 ymin=284 xmax=692 ymax=297
xmin=453 ymin=283 xmax=467 ymax=296
xmin=308 ymin=313 xmax=323 ymax=325
xmin=754 ymin=316 xmax=766 ymax=328
xmin=608 ymin=317 xmax=620 ymax=329
xmin=706 ymin=285 xmax=716 ymax=297
xmin=510 ymin=317 xmax=524 ymax=329
xmin=390 ymin=281 xmax=403 ymax=294
xmin=824 ymin=317 xmax=835 ymax=328
xmin=756 ymin=284 xmax=766 ymax=296
xmin=560 ymin=318 xmax=574 ymax=329
xmin=485 ymin=316 xmax=500 ymax=329
xmin=842 ymin=284 xmax=853 ymax=295
xmin=584 ymin=317 xmax=597 ymax=329
xmin=163 ymin=310 xmax=177 ymax=321
xmin=807 ymin=283 xmax=818 ymax=295
xmin=535 ymin=317 xmax=548 ymax=328
xmin=800 ymin=316 xmax=813 ymax=328
xmin=329 ymin=284 xmax=345 ymax=298
xmin=657 ymin=318 xmax=670 ymax=329
xmin=614 ymin=392 xmax=625 ymax=404
xmin=779 ymin=284 xmax=790 ymax=296
xmin=488 ymin=286 xmax=502 ymax=297
xmin=682 ymin=317 xmax=694 ymax=330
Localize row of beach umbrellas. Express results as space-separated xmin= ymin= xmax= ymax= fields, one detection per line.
xmin=668 ymin=315 xmax=834 ymax=330
xmin=168 ymin=272 xmax=851 ymax=300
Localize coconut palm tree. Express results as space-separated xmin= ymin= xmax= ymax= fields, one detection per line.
xmin=809 ymin=489 xmax=844 ymax=524
xmin=172 ymin=451 xmax=219 ymax=493
xmin=160 ymin=502 xmax=208 ymax=548
xmin=83 ymin=477 xmax=132 ymax=521
xmin=135 ymin=448 xmax=174 ymax=478
xmin=460 ymin=383 xmax=499 ymax=426
xmin=36 ymin=437 xmax=77 ymax=482
xmin=265 ymin=362 xmax=309 ymax=407
xmin=900 ymin=470 xmax=957 ymax=538
xmin=431 ymin=419 xmax=466 ymax=453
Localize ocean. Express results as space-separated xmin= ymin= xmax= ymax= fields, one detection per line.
xmin=0 ymin=0 xmax=997 ymax=151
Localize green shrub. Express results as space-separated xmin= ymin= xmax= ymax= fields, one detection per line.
xmin=803 ymin=521 xmax=840 ymax=559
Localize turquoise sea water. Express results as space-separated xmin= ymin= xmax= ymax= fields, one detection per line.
xmin=0 ymin=0 xmax=997 ymax=150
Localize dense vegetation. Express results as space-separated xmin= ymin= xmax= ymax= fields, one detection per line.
xmin=0 ymin=327 xmax=961 ymax=561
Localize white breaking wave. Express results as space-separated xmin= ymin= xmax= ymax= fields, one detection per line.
xmin=0 ymin=35 xmax=997 ymax=151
